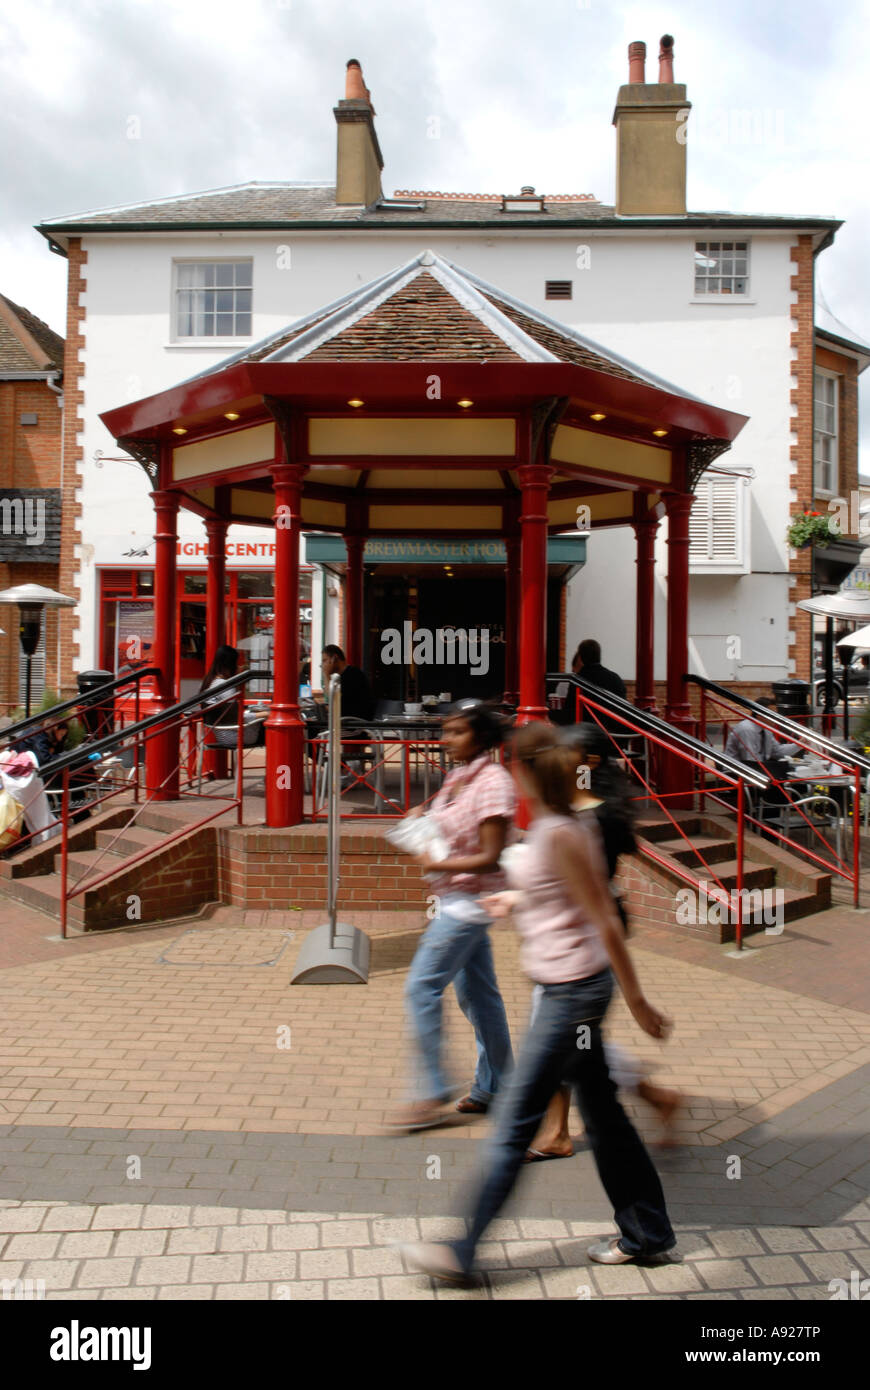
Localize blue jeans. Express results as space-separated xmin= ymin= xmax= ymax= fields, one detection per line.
xmin=450 ymin=969 xmax=675 ymax=1271
xmin=404 ymin=897 xmax=513 ymax=1105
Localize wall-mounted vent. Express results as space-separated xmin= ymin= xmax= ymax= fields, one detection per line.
xmin=545 ymin=281 xmax=572 ymax=300
xmin=19 ymin=412 xmax=38 ymax=426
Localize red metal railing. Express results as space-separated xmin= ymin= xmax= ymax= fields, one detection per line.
xmin=1 ymin=675 xmax=266 ymax=938
xmin=692 ymin=678 xmax=866 ymax=907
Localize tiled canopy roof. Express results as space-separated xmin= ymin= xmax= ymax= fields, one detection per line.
xmin=192 ymin=251 xmax=696 ymax=399
xmin=0 ymin=295 xmax=64 ymax=372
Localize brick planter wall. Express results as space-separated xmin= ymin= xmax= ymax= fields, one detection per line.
xmin=216 ymin=822 xmax=431 ymax=911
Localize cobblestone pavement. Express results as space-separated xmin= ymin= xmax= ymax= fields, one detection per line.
xmin=0 ymin=898 xmax=868 ymax=1300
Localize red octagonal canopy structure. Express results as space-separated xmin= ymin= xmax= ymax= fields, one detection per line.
xmin=101 ymin=249 xmax=747 ymax=826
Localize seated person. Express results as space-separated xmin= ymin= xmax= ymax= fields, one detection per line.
xmin=321 ymin=645 xmax=374 ymax=722
xmin=724 ymin=718 xmax=800 ymax=769
xmin=199 ymin=646 xmax=267 ymax=748
xmin=13 ymin=719 xmax=70 ymax=788
xmin=724 ymin=718 xmax=801 ymax=813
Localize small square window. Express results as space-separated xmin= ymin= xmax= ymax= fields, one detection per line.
xmin=174 ymin=260 xmax=253 ymax=338
xmin=694 ymin=241 xmax=750 ymax=296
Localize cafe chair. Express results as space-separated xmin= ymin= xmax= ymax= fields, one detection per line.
xmin=756 ymin=791 xmax=844 ymax=862
xmin=314 ymin=716 xmax=388 ymax=811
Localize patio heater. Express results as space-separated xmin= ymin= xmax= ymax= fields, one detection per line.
xmin=0 ymin=583 xmax=76 ymax=718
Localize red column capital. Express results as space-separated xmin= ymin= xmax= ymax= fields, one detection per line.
xmin=663 ymin=492 xmax=694 ymax=522
xmin=150 ymin=488 xmax=180 ymax=521
xmin=517 ymin=462 xmax=555 ymax=492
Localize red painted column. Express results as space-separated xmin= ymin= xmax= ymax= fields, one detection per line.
xmin=517 ymin=464 xmax=553 ymax=724
xmin=265 ymin=463 xmax=305 ymax=826
xmin=147 ymin=489 xmax=180 ymax=799
xmin=662 ymin=491 xmax=695 ymax=794
xmin=632 ymin=516 xmax=659 ymax=711
xmin=344 ymin=533 xmax=365 ymax=669
xmin=204 ymin=517 xmax=228 ymax=781
xmin=503 ymin=533 xmax=520 ymax=706
xmin=205 ymin=517 xmax=227 ymax=663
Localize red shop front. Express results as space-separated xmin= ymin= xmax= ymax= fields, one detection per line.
xmin=98 ymin=540 xmax=312 ymax=716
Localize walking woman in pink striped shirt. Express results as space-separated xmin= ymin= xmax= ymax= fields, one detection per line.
xmin=405 ymin=721 xmax=678 ymax=1284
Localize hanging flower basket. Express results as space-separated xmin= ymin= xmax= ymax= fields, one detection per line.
xmin=787 ymin=509 xmax=834 ymax=550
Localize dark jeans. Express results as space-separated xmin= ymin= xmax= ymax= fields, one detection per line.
xmin=450 ymin=968 xmax=675 ymax=1272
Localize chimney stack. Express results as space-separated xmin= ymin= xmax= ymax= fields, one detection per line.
xmin=612 ymin=34 xmax=690 ymax=215
xmin=334 ymin=59 xmax=383 ymax=207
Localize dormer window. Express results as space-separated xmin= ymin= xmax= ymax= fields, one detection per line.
xmin=501 ymin=186 xmax=546 ymax=213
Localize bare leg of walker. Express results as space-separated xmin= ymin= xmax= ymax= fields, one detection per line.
xmin=525 ymin=1085 xmax=573 ymax=1160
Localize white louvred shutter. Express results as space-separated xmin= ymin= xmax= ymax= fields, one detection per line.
xmin=689 ymin=477 xmax=741 ymax=566
xmin=709 ymin=478 xmax=739 ymax=561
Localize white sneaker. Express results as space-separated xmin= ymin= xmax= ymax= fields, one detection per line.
xmin=587 ymin=1237 xmax=682 ymax=1265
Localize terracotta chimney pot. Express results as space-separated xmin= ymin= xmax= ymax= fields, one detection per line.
xmin=658 ymin=34 xmax=675 ymax=83
xmin=345 ymin=59 xmax=368 ymax=102
xmin=628 ymin=41 xmax=646 ymax=83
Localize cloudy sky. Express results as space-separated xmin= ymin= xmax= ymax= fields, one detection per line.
xmin=2 ymin=0 xmax=869 ymax=459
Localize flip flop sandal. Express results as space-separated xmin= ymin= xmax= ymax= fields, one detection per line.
xmin=455 ymin=1096 xmax=489 ymax=1114
xmin=523 ymin=1148 xmax=572 ymax=1163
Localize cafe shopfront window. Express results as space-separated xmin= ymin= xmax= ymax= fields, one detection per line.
xmin=99 ymin=565 xmax=313 ymax=700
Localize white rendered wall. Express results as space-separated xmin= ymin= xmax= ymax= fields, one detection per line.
xmin=75 ymin=227 xmax=804 ymax=676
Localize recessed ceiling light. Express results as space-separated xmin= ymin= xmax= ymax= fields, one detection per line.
xmin=457 ymin=399 xmax=474 ymax=408
xmin=347 ymin=398 xmax=365 ymax=408
xmin=224 ymin=411 xmax=240 ymax=421
xmin=653 ymin=428 xmax=668 ymax=437
xmin=172 ymin=427 xmax=187 ymax=435
xmin=590 ymin=413 xmax=607 ymax=421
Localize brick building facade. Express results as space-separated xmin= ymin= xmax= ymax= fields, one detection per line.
xmin=0 ymin=294 xmax=67 ymax=714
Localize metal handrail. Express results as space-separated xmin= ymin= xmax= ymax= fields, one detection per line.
xmin=685 ymin=673 xmax=870 ymax=774
xmin=54 ymin=684 xmax=254 ymax=937
xmin=687 ymin=672 xmax=863 ymax=905
xmin=37 ymin=669 xmax=273 ymax=781
xmin=0 ymin=665 xmax=161 ymax=746
xmin=546 ymin=672 xmax=769 ymax=789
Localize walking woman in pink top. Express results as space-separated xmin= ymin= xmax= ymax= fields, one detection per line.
xmin=405 ymin=722 xmax=678 ymax=1283
xmin=388 ymin=700 xmax=516 ymax=1133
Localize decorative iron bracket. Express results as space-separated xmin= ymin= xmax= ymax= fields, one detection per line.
xmin=116 ymin=438 xmax=160 ymax=485
xmin=687 ymin=438 xmax=731 ymax=492
xmin=530 ymin=396 xmax=570 ymax=464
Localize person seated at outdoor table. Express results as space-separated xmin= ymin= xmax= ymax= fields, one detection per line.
xmin=724 ymin=718 xmax=800 ymax=770
xmin=12 ymin=718 xmax=69 ymax=776
xmin=198 ymin=645 xmax=267 ymax=748
xmin=321 ymin=645 xmax=374 ymax=722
